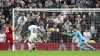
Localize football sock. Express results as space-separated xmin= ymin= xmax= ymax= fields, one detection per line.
xmin=78 ymin=46 xmax=87 ymax=50
xmin=87 ymin=45 xmax=96 ymax=50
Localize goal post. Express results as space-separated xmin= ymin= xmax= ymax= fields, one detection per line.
xmin=13 ymin=8 xmax=100 ymax=12
xmin=12 ymin=8 xmax=100 ymax=51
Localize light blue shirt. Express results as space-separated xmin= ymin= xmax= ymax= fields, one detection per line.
xmin=67 ymin=31 xmax=83 ymax=42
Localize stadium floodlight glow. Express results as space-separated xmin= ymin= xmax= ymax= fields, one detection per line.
xmin=12 ymin=8 xmax=100 ymax=51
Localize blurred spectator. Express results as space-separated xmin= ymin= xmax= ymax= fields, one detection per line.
xmin=53 ymin=23 xmax=59 ymax=32
xmin=53 ymin=0 xmax=61 ymax=8
xmin=78 ymin=0 xmax=85 ymax=8
xmin=64 ymin=19 xmax=72 ymax=32
xmin=28 ymin=3 xmax=34 ymax=8
xmin=80 ymin=15 xmax=87 ymax=33
xmin=1 ymin=19 xmax=5 ymax=30
xmin=50 ymin=26 xmax=61 ymax=43
xmin=80 ymin=15 xmax=86 ymax=24
xmin=50 ymin=12 xmax=57 ymax=19
xmin=45 ymin=4 xmax=49 ymax=8
xmin=38 ymin=3 xmax=43 ymax=8
xmin=20 ymin=0 xmax=25 ymax=8
xmin=17 ymin=13 xmax=27 ymax=26
xmin=69 ymin=0 xmax=76 ymax=8
xmin=60 ymin=12 xmax=66 ymax=20
xmin=63 ymin=4 xmax=69 ymax=8
xmin=90 ymin=23 xmax=97 ymax=40
xmin=76 ymin=15 xmax=82 ymax=24
xmin=92 ymin=12 xmax=98 ymax=24
xmin=95 ymin=4 xmax=100 ymax=8
xmin=0 ymin=0 xmax=3 ymax=8
xmin=77 ymin=24 xmax=82 ymax=32
xmin=74 ymin=20 xmax=78 ymax=26
xmin=55 ymin=15 xmax=63 ymax=24
xmin=0 ymin=30 xmax=6 ymax=42
xmin=57 ymin=21 xmax=63 ymax=32
xmin=63 ymin=14 xmax=69 ymax=23
xmin=33 ymin=3 xmax=37 ymax=8
xmin=38 ymin=24 xmax=46 ymax=42
xmin=15 ymin=13 xmax=27 ymax=42
xmin=69 ymin=14 xmax=75 ymax=24
xmin=86 ymin=0 xmax=91 ymax=8
xmin=48 ymin=19 xmax=54 ymax=28
xmin=44 ymin=17 xmax=50 ymax=30
xmin=86 ymin=12 xmax=92 ymax=25
xmin=33 ymin=12 xmax=41 ymax=25
xmin=45 ymin=0 xmax=53 ymax=8
xmin=83 ymin=28 xmax=92 ymax=42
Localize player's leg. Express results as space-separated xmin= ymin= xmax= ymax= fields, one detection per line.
xmin=83 ymin=39 xmax=98 ymax=51
xmin=72 ymin=36 xmax=79 ymax=51
xmin=28 ymin=34 xmax=37 ymax=52
xmin=28 ymin=37 xmax=33 ymax=51
xmin=31 ymin=38 xmax=37 ymax=50
xmin=28 ymin=42 xmax=32 ymax=51
xmin=9 ymin=38 xmax=14 ymax=51
xmin=7 ymin=36 xmax=14 ymax=51
xmin=76 ymin=42 xmax=87 ymax=50
xmin=85 ymin=42 xmax=98 ymax=51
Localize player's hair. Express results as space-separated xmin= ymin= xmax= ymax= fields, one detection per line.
xmin=30 ymin=20 xmax=35 ymax=25
xmin=5 ymin=20 xmax=10 ymax=24
xmin=72 ymin=25 xmax=78 ymax=29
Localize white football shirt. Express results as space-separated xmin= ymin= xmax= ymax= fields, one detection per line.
xmin=28 ymin=25 xmax=38 ymax=35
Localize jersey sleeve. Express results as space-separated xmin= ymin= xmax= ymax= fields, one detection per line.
xmin=28 ymin=26 xmax=30 ymax=31
xmin=77 ymin=31 xmax=83 ymax=38
xmin=67 ymin=32 xmax=76 ymax=36
xmin=10 ymin=25 xmax=14 ymax=32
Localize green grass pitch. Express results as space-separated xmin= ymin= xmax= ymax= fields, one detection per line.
xmin=0 ymin=51 xmax=100 ymax=56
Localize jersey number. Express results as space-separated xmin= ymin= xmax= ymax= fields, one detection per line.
xmin=6 ymin=27 xmax=9 ymax=33
xmin=33 ymin=28 xmax=36 ymax=33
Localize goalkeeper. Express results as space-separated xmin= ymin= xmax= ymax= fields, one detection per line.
xmin=62 ymin=26 xmax=98 ymax=51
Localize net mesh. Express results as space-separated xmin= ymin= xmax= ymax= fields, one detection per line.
xmin=13 ymin=8 xmax=100 ymax=50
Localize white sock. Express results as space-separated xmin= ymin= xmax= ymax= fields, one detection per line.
xmin=28 ymin=43 xmax=31 ymax=49
xmin=12 ymin=44 xmax=14 ymax=51
xmin=31 ymin=43 xmax=35 ymax=49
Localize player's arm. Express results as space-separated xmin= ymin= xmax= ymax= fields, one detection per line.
xmin=62 ymin=32 xmax=75 ymax=36
xmin=10 ymin=25 xmax=15 ymax=32
xmin=12 ymin=28 xmax=15 ymax=32
xmin=67 ymin=32 xmax=75 ymax=36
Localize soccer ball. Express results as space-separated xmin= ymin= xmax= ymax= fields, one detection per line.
xmin=48 ymin=28 xmax=55 ymax=32
xmin=89 ymin=40 xmax=96 ymax=43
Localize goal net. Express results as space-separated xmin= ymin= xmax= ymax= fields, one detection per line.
xmin=12 ymin=8 xmax=100 ymax=51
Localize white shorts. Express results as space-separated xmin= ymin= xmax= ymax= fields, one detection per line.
xmin=82 ymin=37 xmax=90 ymax=43
xmin=72 ymin=36 xmax=79 ymax=43
xmin=29 ymin=34 xmax=37 ymax=42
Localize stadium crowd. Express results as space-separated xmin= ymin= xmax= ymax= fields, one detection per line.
xmin=0 ymin=0 xmax=100 ymax=43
